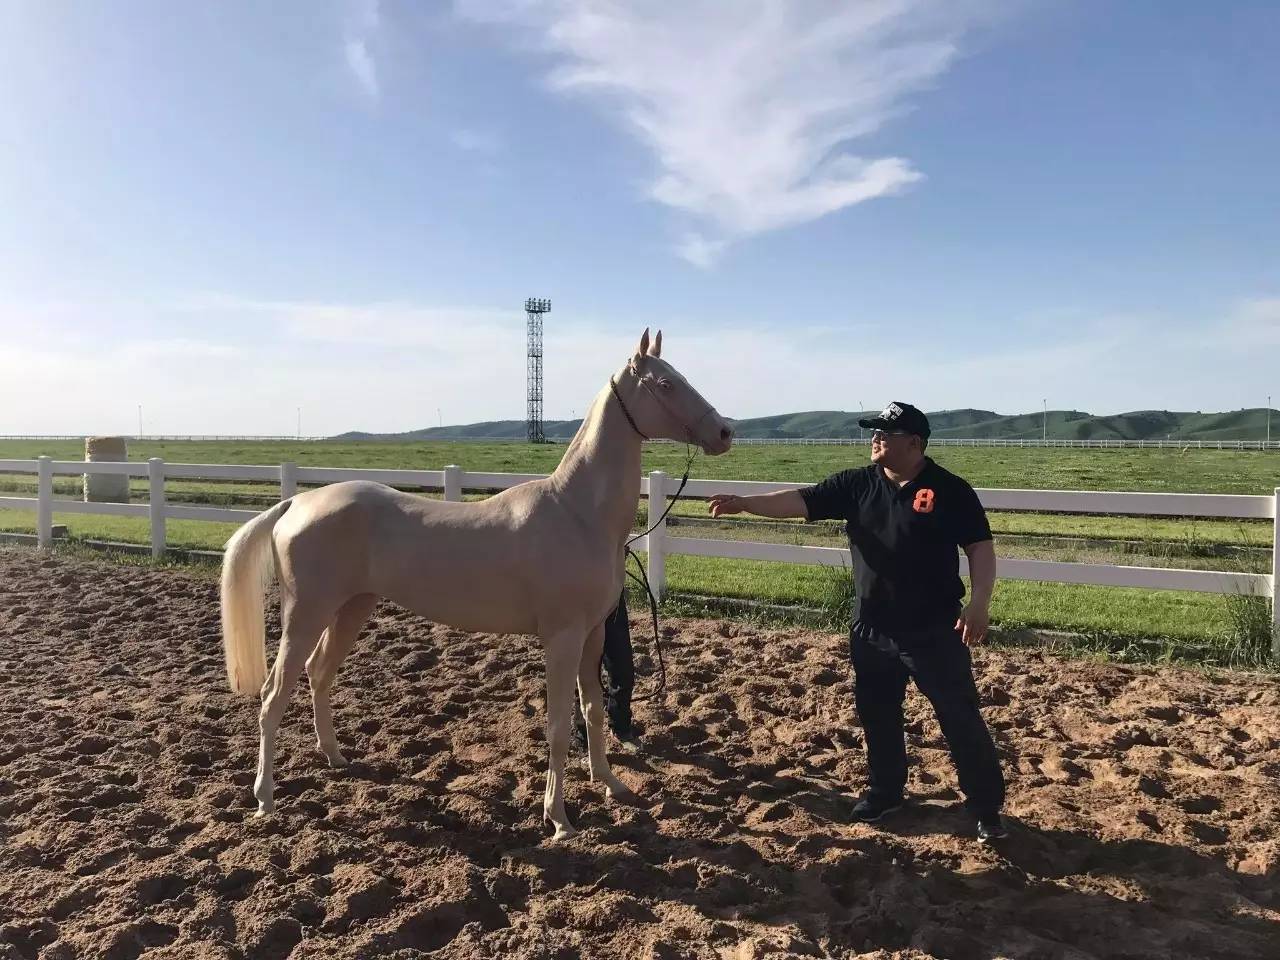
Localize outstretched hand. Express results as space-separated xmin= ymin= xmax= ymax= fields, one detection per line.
xmin=708 ymin=494 xmax=747 ymax=518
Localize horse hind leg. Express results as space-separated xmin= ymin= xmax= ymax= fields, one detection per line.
xmin=577 ymin=621 xmax=636 ymax=804
xmin=253 ymin=597 xmax=331 ymax=816
xmin=306 ymin=593 xmax=377 ymax=768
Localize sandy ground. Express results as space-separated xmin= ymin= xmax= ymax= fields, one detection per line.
xmin=0 ymin=546 xmax=1277 ymax=959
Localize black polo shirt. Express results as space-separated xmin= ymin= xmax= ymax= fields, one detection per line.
xmin=800 ymin=457 xmax=992 ymax=631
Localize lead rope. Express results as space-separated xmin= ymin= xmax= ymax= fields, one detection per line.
xmin=621 ymin=442 xmax=697 ymax=702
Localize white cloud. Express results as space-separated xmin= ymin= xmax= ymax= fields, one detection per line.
xmin=203 ymin=297 xmax=517 ymax=351
xmin=458 ymin=0 xmax=985 ymax=264
xmin=352 ymin=0 xmax=381 ymax=32
xmin=450 ymin=128 xmax=504 ymax=155
xmin=345 ymin=40 xmax=379 ymax=98
xmin=1229 ymin=297 xmax=1280 ymax=345
xmin=344 ymin=0 xmax=381 ymax=99
xmin=3 ymin=292 xmax=1277 ymax=436
xmin=675 ymin=233 xmax=726 ymax=270
xmin=118 ymin=339 xmax=241 ymax=362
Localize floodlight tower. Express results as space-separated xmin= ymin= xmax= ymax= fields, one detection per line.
xmin=525 ymin=298 xmax=551 ymax=443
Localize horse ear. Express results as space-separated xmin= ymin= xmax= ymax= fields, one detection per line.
xmin=649 ymin=330 xmax=662 ymax=357
xmin=634 ymin=328 xmax=651 ymax=360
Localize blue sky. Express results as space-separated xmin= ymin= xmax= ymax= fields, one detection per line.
xmin=2 ymin=0 xmax=1277 ymax=435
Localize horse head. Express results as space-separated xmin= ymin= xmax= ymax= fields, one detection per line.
xmin=615 ymin=329 xmax=734 ymax=455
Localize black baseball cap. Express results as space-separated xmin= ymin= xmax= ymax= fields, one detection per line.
xmin=858 ymin=402 xmax=931 ymax=438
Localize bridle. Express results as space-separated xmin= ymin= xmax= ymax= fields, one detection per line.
xmin=609 ymin=366 xmax=718 ymax=446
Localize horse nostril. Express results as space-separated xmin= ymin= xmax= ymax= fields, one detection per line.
xmin=721 ymin=426 xmax=733 ymax=441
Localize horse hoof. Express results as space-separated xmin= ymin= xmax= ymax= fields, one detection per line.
xmin=607 ymin=785 xmax=639 ymax=805
xmin=606 ymin=778 xmax=639 ymax=805
xmin=254 ymin=803 xmax=273 ymax=817
xmin=320 ymin=748 xmax=348 ymax=769
xmin=543 ymin=812 xmax=578 ymax=841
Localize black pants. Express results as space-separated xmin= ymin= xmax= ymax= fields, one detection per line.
xmin=850 ymin=619 xmax=1004 ymax=818
xmin=574 ymin=592 xmax=634 ymax=738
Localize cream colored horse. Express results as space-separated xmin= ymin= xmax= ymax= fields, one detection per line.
xmin=220 ymin=330 xmax=733 ymax=839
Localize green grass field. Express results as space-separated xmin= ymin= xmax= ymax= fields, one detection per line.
xmin=2 ymin=437 xmax=1278 ymax=493
xmin=1 ymin=439 xmax=1275 ymax=664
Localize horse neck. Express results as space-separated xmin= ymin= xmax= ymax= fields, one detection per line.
xmin=551 ymin=380 xmax=644 ymax=543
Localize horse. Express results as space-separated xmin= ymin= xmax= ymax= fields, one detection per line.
xmin=219 ymin=329 xmax=734 ymax=839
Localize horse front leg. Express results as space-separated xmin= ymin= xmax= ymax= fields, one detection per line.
xmin=578 ymin=620 xmax=637 ymax=804
xmin=542 ymin=627 xmax=586 ymax=840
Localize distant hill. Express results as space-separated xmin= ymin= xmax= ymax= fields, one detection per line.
xmin=332 ymin=408 xmax=1277 ymax=442
xmin=336 ymin=419 xmax=587 ymax=442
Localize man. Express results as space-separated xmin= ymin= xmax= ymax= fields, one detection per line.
xmin=572 ymin=591 xmax=640 ymax=751
xmin=708 ymin=402 xmax=1006 ymax=842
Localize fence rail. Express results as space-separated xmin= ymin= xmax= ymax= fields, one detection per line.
xmin=2 ymin=435 xmax=1278 ymax=449
xmin=732 ymin=438 xmax=1280 ymax=450
xmin=1 ymin=458 xmax=1276 ymax=641
xmin=0 ymin=435 xmax=327 ymax=442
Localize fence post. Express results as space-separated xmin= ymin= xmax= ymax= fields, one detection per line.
xmin=280 ymin=461 xmax=298 ymax=500
xmin=443 ymin=465 xmax=463 ymax=502
xmin=148 ymin=458 xmax=166 ymax=559
xmin=37 ymin=456 xmax=53 ymax=550
xmin=1272 ymin=487 xmax=1279 ymax=658
xmin=648 ymin=470 xmax=667 ymax=601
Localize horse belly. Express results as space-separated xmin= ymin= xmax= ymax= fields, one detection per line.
xmin=374 ymin=529 xmax=540 ymax=635
xmin=389 ymin=579 xmax=537 ymax=636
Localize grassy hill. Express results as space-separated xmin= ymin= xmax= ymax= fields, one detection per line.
xmin=335 ymin=408 xmax=1277 ymax=442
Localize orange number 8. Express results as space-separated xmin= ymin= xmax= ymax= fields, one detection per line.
xmin=913 ymin=489 xmax=935 ymax=513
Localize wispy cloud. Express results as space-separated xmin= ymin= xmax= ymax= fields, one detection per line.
xmin=117 ymin=339 xmax=242 ymax=362
xmin=450 ymin=128 xmax=504 ymax=155
xmin=458 ymin=0 xmax=987 ymax=265
xmin=232 ymin=298 xmax=517 ymax=350
xmin=675 ymin=234 xmax=726 ymax=271
xmin=5 ymin=292 xmax=1276 ymax=434
xmin=344 ymin=0 xmax=382 ymax=99
xmin=345 ymin=40 xmax=378 ymax=98
xmin=1229 ymin=297 xmax=1280 ymax=345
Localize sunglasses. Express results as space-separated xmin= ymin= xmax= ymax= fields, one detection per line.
xmin=870 ymin=429 xmax=911 ymax=442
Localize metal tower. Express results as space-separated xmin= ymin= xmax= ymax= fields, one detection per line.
xmin=525 ymin=298 xmax=551 ymax=443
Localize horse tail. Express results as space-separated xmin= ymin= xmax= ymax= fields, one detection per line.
xmin=220 ymin=499 xmax=293 ymax=696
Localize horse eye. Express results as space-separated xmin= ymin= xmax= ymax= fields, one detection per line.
xmin=657 ymin=378 xmax=672 ymax=390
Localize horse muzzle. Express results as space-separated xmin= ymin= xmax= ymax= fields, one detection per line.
xmin=698 ymin=418 xmax=735 ymax=456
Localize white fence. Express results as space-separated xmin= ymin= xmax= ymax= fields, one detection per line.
xmin=733 ymin=438 xmax=1280 ymax=450
xmin=2 ymin=435 xmax=1278 ymax=449
xmin=1 ymin=457 xmax=1277 ymax=637
xmin=0 ymin=435 xmax=326 ymax=442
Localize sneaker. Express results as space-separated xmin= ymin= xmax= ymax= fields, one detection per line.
xmin=851 ymin=793 xmax=904 ymax=823
xmin=976 ymin=814 xmax=1008 ymax=843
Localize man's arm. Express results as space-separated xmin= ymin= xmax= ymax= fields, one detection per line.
xmin=707 ymin=489 xmax=809 ymax=520
xmin=956 ymin=539 xmax=996 ymax=644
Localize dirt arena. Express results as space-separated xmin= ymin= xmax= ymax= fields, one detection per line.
xmin=0 ymin=547 xmax=1277 ymax=959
